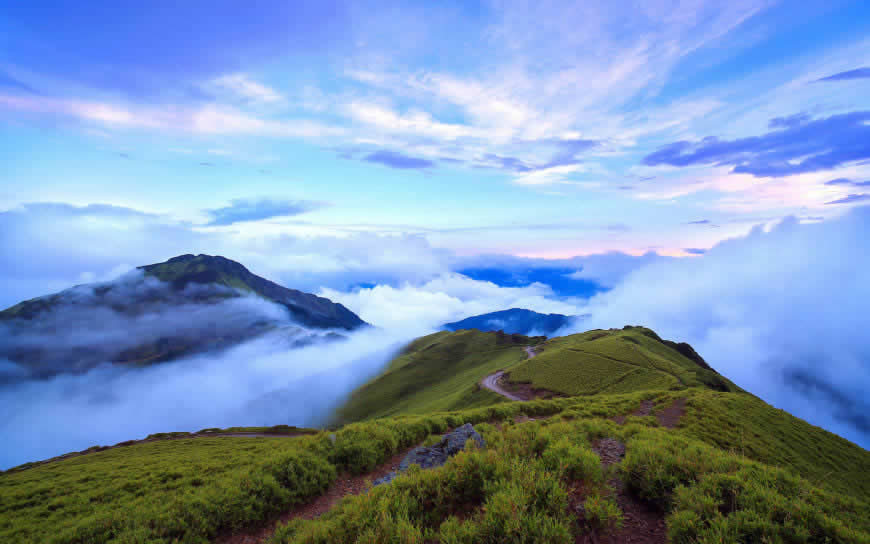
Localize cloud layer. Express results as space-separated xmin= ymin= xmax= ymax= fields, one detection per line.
xmin=571 ymin=206 xmax=870 ymax=447
xmin=0 ymin=324 xmax=409 ymax=470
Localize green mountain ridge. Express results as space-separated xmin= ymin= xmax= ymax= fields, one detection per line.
xmin=2 ymin=325 xmax=868 ymax=543
xmin=334 ymin=326 xmax=740 ymax=424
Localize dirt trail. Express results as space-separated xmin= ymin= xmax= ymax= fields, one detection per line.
xmin=480 ymin=370 xmax=528 ymax=401
xmin=573 ymin=398 xmax=687 ymax=542
xmin=217 ymin=446 xmax=414 ymax=544
xmin=480 ymin=345 xmax=538 ymax=401
xmin=611 ymin=398 xmax=685 ymax=429
xmin=573 ymin=438 xmax=666 ymax=544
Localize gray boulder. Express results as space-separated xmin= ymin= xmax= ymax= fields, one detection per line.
xmin=373 ymin=423 xmax=485 ymax=486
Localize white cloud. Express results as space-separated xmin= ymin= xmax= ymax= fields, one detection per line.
xmin=567 ymin=251 xmax=671 ymax=287
xmin=0 ymin=325 xmax=410 ymax=469
xmin=210 ymin=73 xmax=283 ymax=103
xmin=568 ymin=206 xmax=870 ymax=447
xmin=321 ymin=273 xmax=583 ymax=332
xmin=0 ymin=202 xmax=451 ymax=308
xmin=0 ymin=95 xmax=342 ymax=139
xmin=345 ymin=101 xmax=471 ymax=141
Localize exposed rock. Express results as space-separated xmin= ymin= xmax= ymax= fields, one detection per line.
xmin=373 ymin=423 xmax=485 ymax=486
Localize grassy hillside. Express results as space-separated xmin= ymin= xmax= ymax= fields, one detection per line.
xmin=506 ymin=326 xmax=742 ymax=396
xmin=336 ymin=326 xmax=739 ymax=426
xmin=4 ymin=325 xmax=867 ymax=543
xmin=2 ymin=389 xmax=868 ymax=543
xmin=334 ymin=330 xmax=544 ymax=423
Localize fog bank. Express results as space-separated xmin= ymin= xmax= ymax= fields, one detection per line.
xmin=571 ymin=207 xmax=870 ymax=447
xmin=0 ymin=327 xmax=412 ymax=469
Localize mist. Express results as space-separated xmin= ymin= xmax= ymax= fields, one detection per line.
xmin=0 ymin=271 xmax=310 ymax=380
xmin=569 ymin=207 xmax=870 ymax=448
xmin=0 ymin=272 xmax=423 ymax=469
xmin=0 ymin=325 xmax=414 ymax=469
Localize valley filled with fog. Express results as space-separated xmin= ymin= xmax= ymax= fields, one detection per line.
xmin=2 ymin=207 xmax=868 ymax=469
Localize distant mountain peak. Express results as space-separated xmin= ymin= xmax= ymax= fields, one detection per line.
xmin=443 ymin=308 xmax=579 ymax=336
xmin=0 ymin=254 xmax=366 ymax=380
xmin=135 ymin=253 xmax=366 ymax=329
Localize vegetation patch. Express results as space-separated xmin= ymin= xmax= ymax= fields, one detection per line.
xmin=334 ymin=330 xmax=538 ymax=422
xmin=504 ymin=327 xmax=741 ymax=397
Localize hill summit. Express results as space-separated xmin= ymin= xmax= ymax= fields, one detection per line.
xmin=137 ymin=254 xmax=365 ymax=330
xmin=443 ymin=307 xmax=578 ymax=335
xmin=0 ymin=254 xmax=365 ymax=379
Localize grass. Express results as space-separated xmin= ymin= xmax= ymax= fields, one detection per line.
xmin=271 ymin=406 xmax=869 ymax=543
xmin=506 ymin=326 xmax=741 ymax=396
xmin=0 ymin=397 xmax=576 ymax=544
xmin=621 ymin=429 xmax=870 ymax=543
xmin=334 ymin=326 xmax=738 ymax=425
xmin=2 ymin=326 xmax=868 ymax=543
xmin=676 ymin=389 xmax=870 ymax=498
xmin=333 ymin=330 xmax=540 ymax=423
xmin=3 ymin=388 xmax=867 ymax=543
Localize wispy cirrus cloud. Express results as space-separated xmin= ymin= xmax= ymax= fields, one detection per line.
xmin=826 ymin=194 xmax=870 ymax=205
xmin=643 ymin=111 xmax=870 ymax=177
xmin=363 ymin=150 xmax=435 ymax=170
xmin=815 ymin=67 xmax=870 ymax=82
xmin=0 ymin=94 xmax=343 ymax=138
xmin=208 ymin=73 xmax=283 ymax=104
xmin=824 ymin=178 xmax=870 ymax=187
xmin=204 ymin=198 xmax=328 ymax=226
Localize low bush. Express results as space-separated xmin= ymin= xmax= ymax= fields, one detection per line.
xmin=583 ymin=493 xmax=623 ymax=531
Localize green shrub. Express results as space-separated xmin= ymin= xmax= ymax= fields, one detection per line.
xmin=541 ymin=439 xmax=602 ymax=483
xmin=266 ymin=450 xmax=336 ymax=503
xmin=583 ymin=493 xmax=623 ymax=531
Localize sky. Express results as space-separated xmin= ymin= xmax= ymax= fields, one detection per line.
xmin=1 ymin=1 xmax=870 ymax=451
xmin=1 ymin=0 xmax=869 ymax=264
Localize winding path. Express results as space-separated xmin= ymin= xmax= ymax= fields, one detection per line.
xmin=480 ymin=346 xmax=537 ymax=401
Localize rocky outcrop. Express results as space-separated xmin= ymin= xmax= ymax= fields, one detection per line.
xmin=374 ymin=423 xmax=485 ymax=485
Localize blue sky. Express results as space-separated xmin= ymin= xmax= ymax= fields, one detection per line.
xmin=1 ymin=0 xmax=870 ymax=266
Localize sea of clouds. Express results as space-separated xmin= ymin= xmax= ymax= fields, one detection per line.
xmin=570 ymin=208 xmax=870 ymax=447
xmin=0 ymin=202 xmax=867 ymax=469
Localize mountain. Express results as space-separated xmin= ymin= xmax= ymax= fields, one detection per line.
xmin=333 ymin=329 xmax=546 ymax=422
xmin=137 ymin=254 xmax=365 ymax=330
xmin=0 ymin=254 xmax=365 ymax=379
xmin=5 ymin=324 xmax=868 ymax=544
xmin=335 ymin=326 xmax=739 ymax=423
xmin=443 ymin=307 xmax=578 ymax=335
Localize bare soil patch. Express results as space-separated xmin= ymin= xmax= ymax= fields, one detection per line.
xmin=571 ymin=438 xmax=666 ymax=544
xmin=592 ymin=438 xmax=627 ymax=467
xmin=656 ymin=398 xmax=686 ymax=429
xmin=500 ymin=377 xmax=565 ymax=400
xmin=611 ymin=400 xmax=654 ymax=424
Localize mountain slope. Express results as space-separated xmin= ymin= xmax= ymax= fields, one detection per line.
xmin=137 ymin=254 xmax=365 ymax=330
xmin=443 ymin=307 xmax=576 ymax=335
xmin=3 ymin=388 xmax=868 ymax=543
xmin=2 ymin=325 xmax=869 ymax=543
xmin=0 ymin=254 xmax=365 ymax=379
xmin=505 ymin=325 xmax=741 ymax=395
xmin=333 ymin=330 xmax=546 ymax=422
xmin=336 ymin=326 xmax=740 ymax=425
